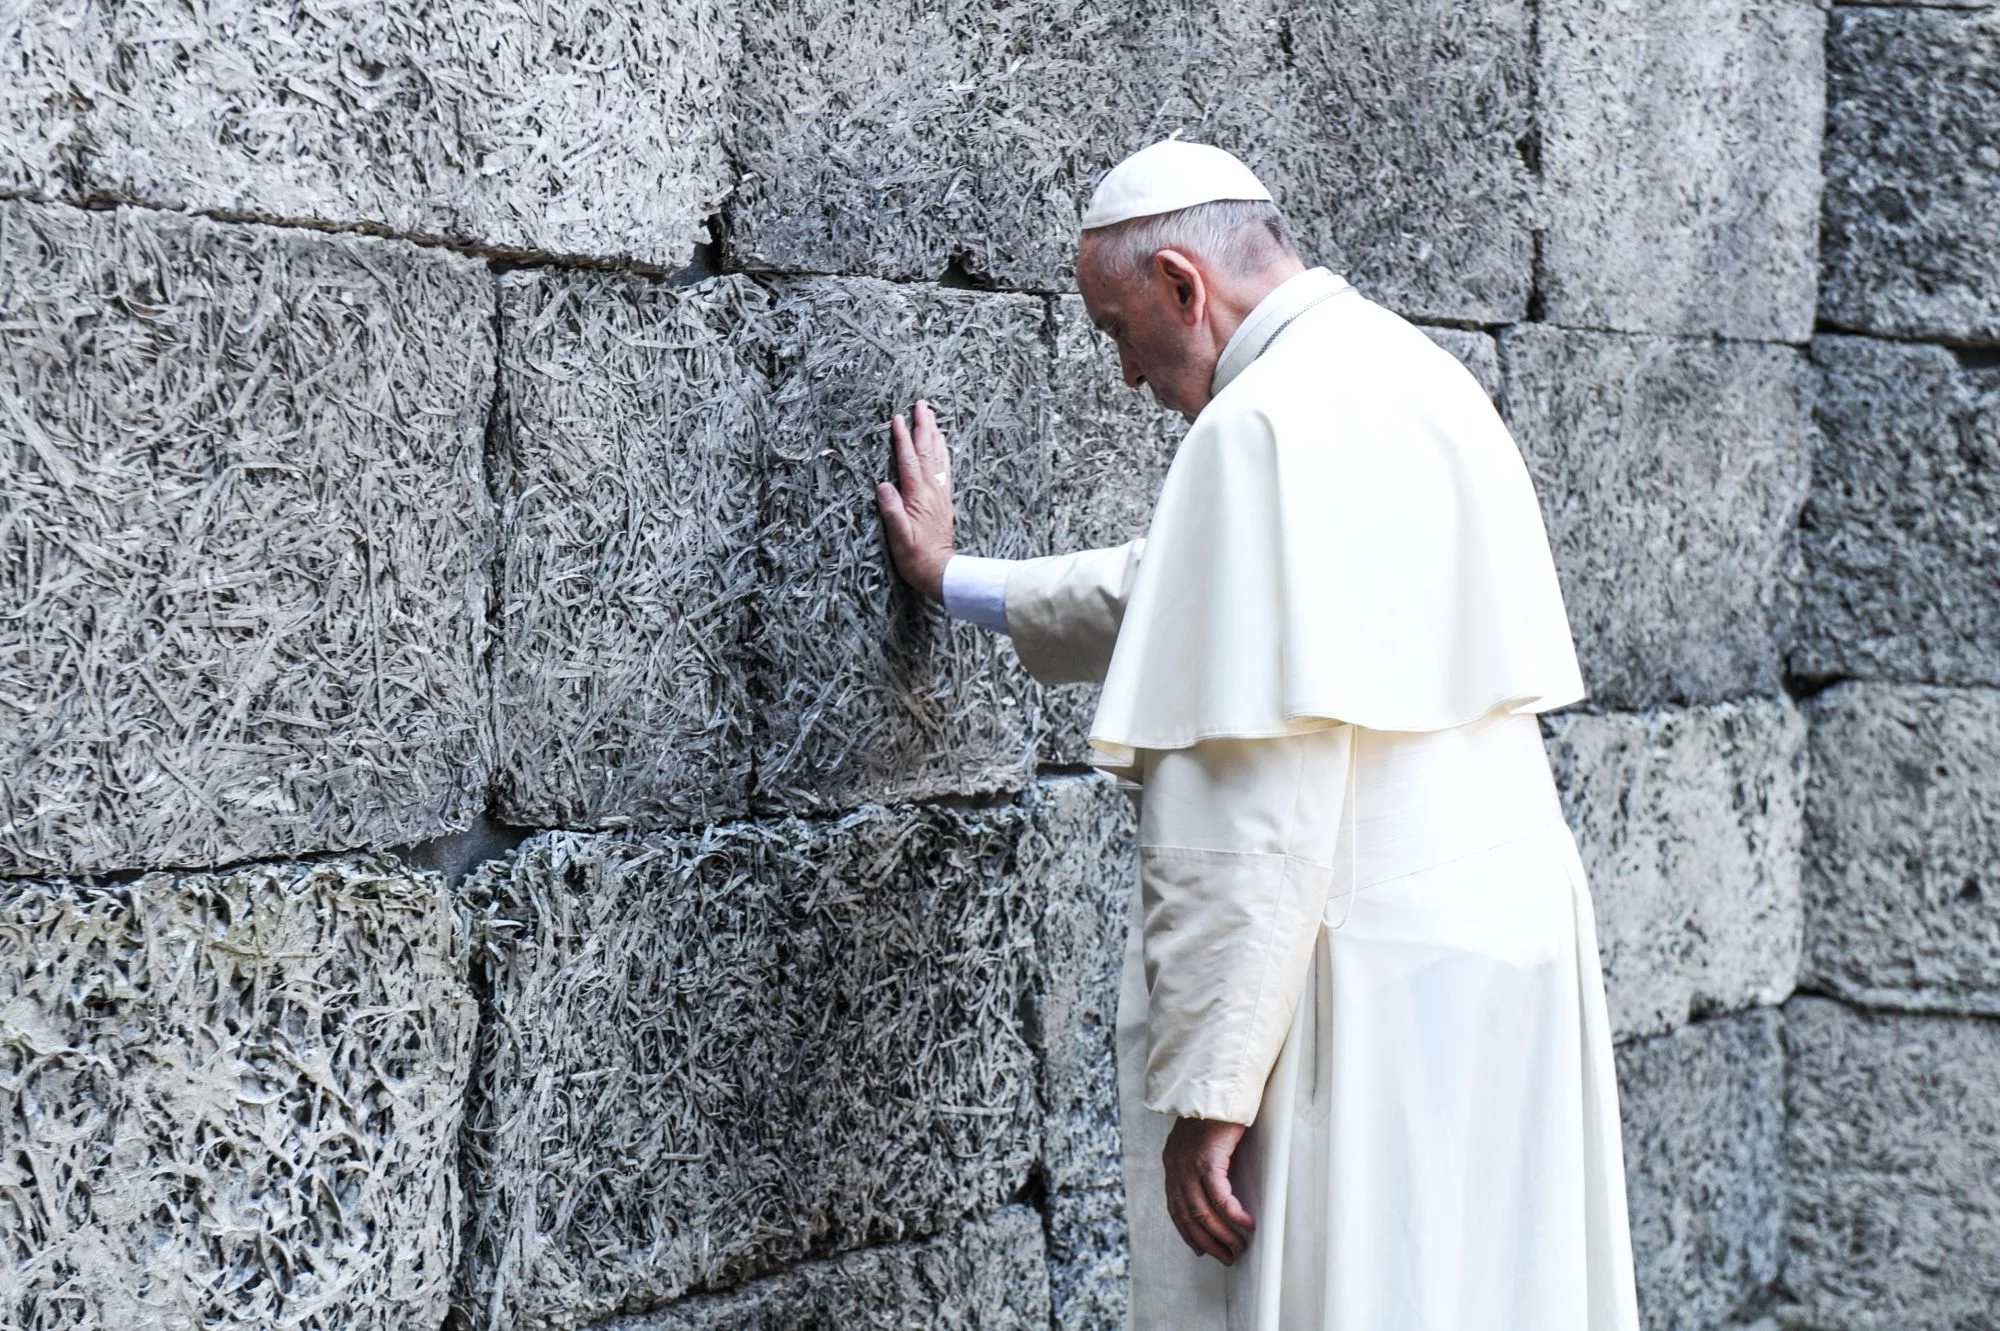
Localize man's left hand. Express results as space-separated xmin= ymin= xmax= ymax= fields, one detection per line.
xmin=1163 ymin=1116 xmax=1255 ymax=1264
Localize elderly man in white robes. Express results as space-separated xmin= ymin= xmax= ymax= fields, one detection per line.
xmin=874 ymin=140 xmax=1642 ymax=1331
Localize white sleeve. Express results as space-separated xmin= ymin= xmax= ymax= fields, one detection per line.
xmin=1136 ymin=727 xmax=1352 ymax=1123
xmin=940 ymin=554 xmax=1015 ymax=634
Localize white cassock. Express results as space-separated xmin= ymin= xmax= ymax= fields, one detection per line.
xmin=943 ymin=267 xmax=1641 ymax=1331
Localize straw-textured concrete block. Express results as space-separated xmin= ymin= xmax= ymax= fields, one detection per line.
xmin=1039 ymin=680 xmax=1104 ymax=772
xmin=754 ymin=280 xmax=1049 ymax=813
xmin=1024 ymin=776 xmax=1136 ymax=1193
xmin=1263 ymin=0 xmax=1535 ymax=324
xmin=1420 ymin=326 xmax=1503 ymax=401
xmin=458 ymin=806 xmax=1042 ymax=1330
xmin=0 ymin=200 xmax=492 ymax=877
xmin=1538 ymin=0 xmax=1824 ymax=341
xmin=1617 ymin=1009 xmax=1785 ymax=1331
xmin=1783 ymin=998 xmax=2000 ymax=1329
xmin=1821 ymin=7 xmax=2000 ymax=342
xmin=0 ymin=857 xmax=476 ymax=1330
xmin=1046 ymin=1188 xmax=1130 ymax=1331
xmin=1793 ymin=337 xmax=2000 ymax=686
xmin=1501 ymin=327 xmax=1813 ymax=709
xmin=1546 ymin=701 xmax=1805 ymax=1042
xmin=593 ymin=1208 xmax=1051 ymax=1331
xmin=0 ymin=0 xmax=107 ymax=197
xmin=1039 ymin=296 xmax=1180 ymax=765
xmin=729 ymin=0 xmax=1534 ymax=322
xmin=1803 ymin=684 xmax=2000 ymax=1015
xmin=1047 ymin=296 xmax=1178 ymax=556
xmin=10 ymin=0 xmax=734 ymax=267
xmin=491 ymin=272 xmax=767 ymax=830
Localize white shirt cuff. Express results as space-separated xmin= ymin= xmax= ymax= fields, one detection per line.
xmin=941 ymin=555 xmax=1014 ymax=634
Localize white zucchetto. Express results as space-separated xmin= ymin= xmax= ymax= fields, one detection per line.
xmin=1080 ymin=139 xmax=1274 ymax=229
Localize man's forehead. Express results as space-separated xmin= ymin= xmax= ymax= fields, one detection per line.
xmin=1074 ymin=238 xmax=1121 ymax=329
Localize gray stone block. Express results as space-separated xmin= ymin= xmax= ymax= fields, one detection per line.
xmin=0 ymin=0 xmax=106 ymax=198
xmin=1500 ymin=326 xmax=1813 ymax=709
xmin=1821 ymin=7 xmax=2000 ymax=342
xmin=1782 ymin=997 xmax=2000 ymax=1329
xmin=0 ymin=200 xmax=493 ymax=877
xmin=458 ymin=806 xmax=1043 ymax=1329
xmin=1616 ymin=1009 xmax=1785 ymax=1331
xmin=1024 ymin=776 xmax=1136 ymax=1193
xmin=0 ymin=0 xmax=734 ymax=268
xmin=593 ymin=1207 xmax=1051 ymax=1331
xmin=1793 ymin=337 xmax=2000 ymax=686
xmin=491 ymin=271 xmax=766 ymax=830
xmin=1802 ymin=683 xmax=2000 ymax=1015
xmin=0 ymin=857 xmax=476 ymax=1330
xmin=1038 ymin=296 xmax=1182 ymax=767
xmin=753 ymin=280 xmax=1049 ymax=814
xmin=1047 ymin=295 xmax=1179 ymax=557
xmin=1046 ymin=1188 xmax=1130 ymax=1331
xmin=1546 ymin=701 xmax=1805 ymax=1043
xmin=1261 ymin=0 xmax=1536 ymax=325
xmin=1538 ymin=0 xmax=1824 ymax=341
xmin=1039 ymin=678 xmax=1107 ymax=772
xmin=1419 ymin=326 xmax=1504 ymax=401
xmin=729 ymin=0 xmax=1535 ymax=322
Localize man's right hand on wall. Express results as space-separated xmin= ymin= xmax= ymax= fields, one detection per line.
xmin=875 ymin=400 xmax=956 ymax=603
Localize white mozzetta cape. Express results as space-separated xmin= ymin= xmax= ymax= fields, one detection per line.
xmin=1087 ymin=269 xmax=1584 ymax=769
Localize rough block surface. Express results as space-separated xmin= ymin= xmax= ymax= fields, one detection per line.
xmin=0 ymin=0 xmax=107 ymax=198
xmin=1803 ymin=684 xmax=2000 ymax=1015
xmin=1501 ymin=327 xmax=1813 ymax=709
xmin=754 ymin=280 xmax=1049 ymax=813
xmin=0 ymin=200 xmax=493 ymax=877
xmin=1821 ymin=7 xmax=2000 ymax=342
xmin=1538 ymin=0 xmax=1824 ymax=340
xmin=457 ymin=807 xmax=1043 ymax=1329
xmin=0 ymin=857 xmax=476 ymax=1330
xmin=491 ymin=271 xmax=767 ymax=830
xmin=729 ymin=0 xmax=1535 ymax=322
xmin=1024 ymin=777 xmax=1136 ymax=1193
xmin=1039 ymin=296 xmax=1181 ymax=765
xmin=1546 ymin=701 xmax=1805 ymax=1042
xmin=1046 ymin=1188 xmax=1130 ymax=1331
xmin=1419 ymin=326 xmax=1504 ymax=401
xmin=0 ymin=0 xmax=734 ymax=267
xmin=1782 ymin=998 xmax=2000 ymax=1329
xmin=1616 ymin=1009 xmax=1785 ymax=1331
xmin=1793 ymin=337 xmax=2000 ymax=686
xmin=594 ymin=1208 xmax=1051 ymax=1331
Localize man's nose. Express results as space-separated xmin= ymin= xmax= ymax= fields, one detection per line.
xmin=1119 ymin=350 xmax=1144 ymax=390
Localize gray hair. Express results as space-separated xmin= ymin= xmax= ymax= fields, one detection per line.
xmin=1085 ymin=199 xmax=1298 ymax=284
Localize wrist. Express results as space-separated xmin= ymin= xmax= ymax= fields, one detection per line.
xmin=917 ymin=547 xmax=954 ymax=602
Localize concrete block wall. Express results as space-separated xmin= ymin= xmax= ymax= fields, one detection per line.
xmin=2 ymin=3 xmax=1996 ymax=1330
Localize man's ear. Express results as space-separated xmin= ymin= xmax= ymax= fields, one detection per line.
xmin=1154 ymin=249 xmax=1207 ymax=326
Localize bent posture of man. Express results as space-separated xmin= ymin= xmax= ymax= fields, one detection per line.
xmin=875 ymin=140 xmax=1642 ymax=1331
